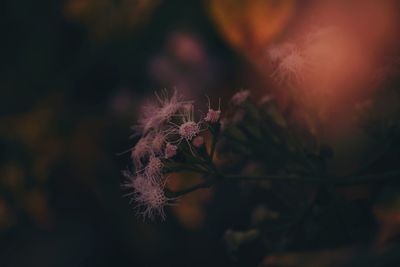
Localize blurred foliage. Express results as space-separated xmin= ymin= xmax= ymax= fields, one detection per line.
xmin=218 ymin=91 xmax=400 ymax=266
xmin=64 ymin=0 xmax=161 ymax=39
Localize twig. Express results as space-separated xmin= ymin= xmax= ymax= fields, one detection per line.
xmin=223 ymin=170 xmax=400 ymax=186
xmin=166 ymin=180 xmax=214 ymax=198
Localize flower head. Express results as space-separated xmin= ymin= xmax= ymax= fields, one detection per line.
xmin=135 ymin=89 xmax=184 ymax=134
xmin=145 ymin=156 xmax=163 ymax=183
xmin=166 ymin=102 xmax=202 ymax=144
xmin=205 ymin=109 xmax=221 ymax=123
xmin=192 ymin=135 xmax=204 ymax=148
xmin=150 ymin=132 xmax=165 ymax=154
xmin=204 ymin=96 xmax=221 ymax=123
xmin=136 ymin=180 xmax=169 ymax=220
xmin=131 ymin=136 xmax=151 ymax=168
xmin=123 ymin=171 xmax=170 ymax=220
xmin=179 ymin=121 xmax=200 ymax=141
xmin=164 ymin=143 xmax=178 ymax=159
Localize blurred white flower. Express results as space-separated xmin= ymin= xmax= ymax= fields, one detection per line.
xmin=267 ymin=42 xmax=296 ymax=63
xmin=272 ymin=49 xmax=306 ymax=84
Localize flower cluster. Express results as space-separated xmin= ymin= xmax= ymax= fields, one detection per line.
xmin=123 ymin=89 xmax=221 ymax=220
xmin=123 ymin=88 xmax=332 ymax=222
xmin=122 ymin=88 xmax=329 ymax=221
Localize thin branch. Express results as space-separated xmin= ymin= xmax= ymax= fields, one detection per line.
xmin=209 ymin=130 xmax=218 ymax=160
xmin=165 ymin=171 xmax=400 ymax=199
xmin=165 ymin=167 xmax=208 ymax=174
xmin=334 ymin=170 xmax=400 ymax=185
xmin=222 ymin=170 xmax=400 ymax=185
xmin=223 ymin=174 xmax=323 ymax=183
xmin=166 ymin=180 xmax=213 ymax=198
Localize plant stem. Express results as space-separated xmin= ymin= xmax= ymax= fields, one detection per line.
xmin=223 ymin=174 xmax=323 ymax=183
xmin=334 ymin=170 xmax=400 ymax=185
xmin=210 ymin=131 xmax=218 ymax=160
xmin=165 ymin=166 xmax=208 ymax=174
xmin=167 ymin=171 xmax=400 ymax=198
xmin=223 ymin=170 xmax=400 ymax=185
xmin=167 ymin=180 xmax=213 ymax=198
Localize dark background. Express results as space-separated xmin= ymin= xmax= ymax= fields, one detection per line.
xmin=2 ymin=1 xmax=400 ymax=267
xmin=0 ymin=1 xmax=257 ymax=266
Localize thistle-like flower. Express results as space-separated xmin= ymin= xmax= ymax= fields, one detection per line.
xmin=204 ymin=97 xmax=221 ymax=123
xmin=149 ymin=132 xmax=165 ymax=154
xmin=123 ymin=171 xmax=170 ymax=220
xmin=135 ymin=89 xmax=184 ymax=134
xmin=144 ymin=156 xmax=163 ymax=183
xmin=123 ymin=89 xmax=227 ymax=220
xmin=131 ymin=136 xmax=151 ymax=168
xmin=135 ymin=179 xmax=170 ymax=220
xmin=205 ymin=109 xmax=221 ymax=123
xmin=167 ymin=103 xmax=202 ymax=143
xmin=164 ymin=143 xmax=178 ymax=159
xmin=192 ymin=135 xmax=204 ymax=148
xmin=179 ymin=121 xmax=200 ymax=141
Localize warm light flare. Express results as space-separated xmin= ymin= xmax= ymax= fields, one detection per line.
xmin=207 ymin=0 xmax=296 ymax=56
xmin=262 ymin=0 xmax=400 ymax=136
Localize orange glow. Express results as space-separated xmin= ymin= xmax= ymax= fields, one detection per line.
xmin=167 ymin=173 xmax=213 ymax=229
xmin=207 ymin=0 xmax=296 ymax=57
xmin=258 ymin=1 xmax=400 ymax=138
xmin=208 ymin=1 xmax=400 ymax=136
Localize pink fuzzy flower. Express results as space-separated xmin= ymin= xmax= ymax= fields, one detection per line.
xmin=131 ymin=137 xmax=151 ymax=168
xmin=231 ymin=90 xmax=250 ymax=105
xmin=121 ymin=170 xmax=137 ymax=190
xmin=192 ymin=135 xmax=204 ymax=148
xmin=123 ymin=171 xmax=170 ymax=220
xmin=164 ymin=143 xmax=178 ymax=159
xmin=135 ymin=89 xmax=184 ymax=134
xmin=131 ymin=132 xmax=166 ymax=169
xmin=205 ymin=109 xmax=221 ymax=123
xmin=204 ymin=96 xmax=221 ymax=123
xmin=150 ymin=132 xmax=165 ymax=154
xmin=136 ymin=180 xmax=169 ymax=220
xmin=145 ymin=156 xmax=163 ymax=182
xmin=179 ymin=121 xmax=200 ymax=141
xmin=168 ymin=103 xmax=201 ymax=142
